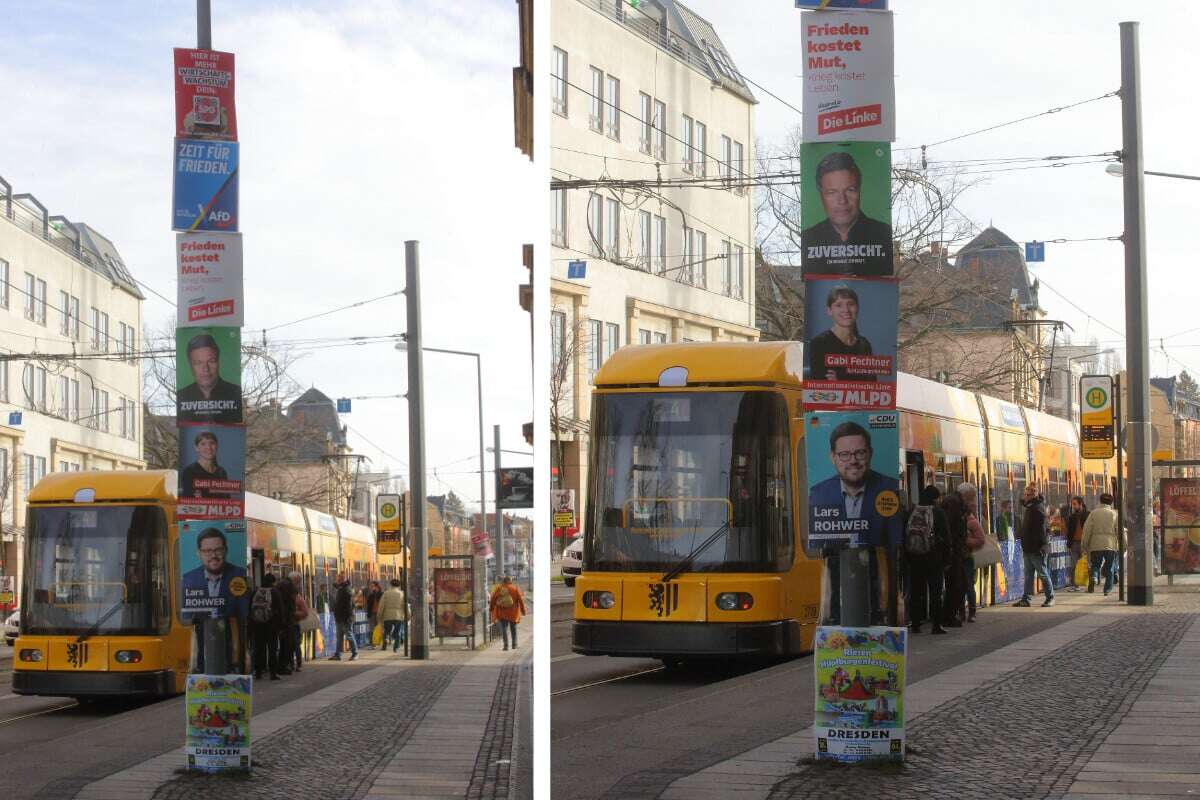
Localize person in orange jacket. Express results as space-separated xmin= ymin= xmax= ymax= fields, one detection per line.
xmin=489 ymin=576 xmax=527 ymax=651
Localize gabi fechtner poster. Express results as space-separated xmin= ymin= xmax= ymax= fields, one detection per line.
xmin=185 ymin=673 xmax=251 ymax=771
xmin=803 ymin=276 xmax=897 ymax=411
xmin=177 ymin=424 xmax=246 ymax=519
xmin=801 ymin=142 xmax=892 ymax=277
xmin=805 ymin=410 xmax=901 ymax=548
xmin=814 ymin=625 xmax=906 ymax=763
xmin=176 ymin=327 xmax=242 ymax=424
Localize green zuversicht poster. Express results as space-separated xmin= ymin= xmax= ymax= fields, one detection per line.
xmin=176 ymin=326 xmax=243 ymax=424
xmin=800 ymin=142 xmax=893 ymax=277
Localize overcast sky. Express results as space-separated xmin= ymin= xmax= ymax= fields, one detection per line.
xmin=690 ymin=0 xmax=1200 ymax=380
xmin=3 ymin=0 xmax=536 ymax=514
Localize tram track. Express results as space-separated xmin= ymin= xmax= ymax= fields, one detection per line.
xmin=0 ymin=700 xmax=78 ymax=726
xmin=551 ymin=664 xmax=665 ymax=697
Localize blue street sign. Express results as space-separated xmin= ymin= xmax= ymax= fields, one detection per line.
xmin=7 ymin=412 xmax=21 ymax=426
xmin=567 ymin=260 xmax=587 ymax=279
xmin=1025 ymin=241 xmax=1045 ymax=262
xmin=796 ymin=0 xmax=888 ymax=8
xmin=336 ymin=398 xmax=351 ymax=414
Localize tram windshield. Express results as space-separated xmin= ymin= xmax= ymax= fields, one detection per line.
xmin=587 ymin=391 xmax=793 ymax=573
xmin=22 ymin=505 xmax=171 ymax=636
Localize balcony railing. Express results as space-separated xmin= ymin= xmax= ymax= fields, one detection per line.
xmin=577 ymin=0 xmax=715 ymax=79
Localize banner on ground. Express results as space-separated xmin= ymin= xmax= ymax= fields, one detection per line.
xmin=1161 ymin=478 xmax=1200 ymax=575
xmin=173 ymin=139 xmax=239 ymax=232
xmin=803 ymin=276 xmax=897 ymax=410
xmin=814 ymin=625 xmax=906 ymax=763
xmin=805 ymin=410 xmax=901 ymax=549
xmin=174 ymin=48 xmax=237 ymax=141
xmin=185 ymin=674 xmax=251 ymax=771
xmin=800 ymin=142 xmax=892 ymax=277
xmin=177 ymin=424 xmax=246 ymax=519
xmin=177 ymin=232 xmax=244 ymax=327
xmin=179 ymin=519 xmax=248 ymax=619
xmin=176 ymin=327 xmax=243 ymax=424
xmin=802 ymin=10 xmax=895 ymax=142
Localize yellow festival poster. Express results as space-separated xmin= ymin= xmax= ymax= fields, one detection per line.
xmin=185 ymin=674 xmax=252 ymax=771
xmin=814 ymin=626 xmax=907 ymax=762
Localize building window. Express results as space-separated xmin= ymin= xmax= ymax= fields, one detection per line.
xmin=551 ymin=189 xmax=567 ymax=247
xmin=654 ymin=215 xmax=666 ymax=275
xmin=23 ymin=273 xmax=34 ymax=320
xmin=588 ymin=192 xmax=604 ymax=256
xmin=99 ymin=390 xmax=109 ymax=432
xmin=720 ymin=135 xmax=732 ymax=185
xmin=22 ymin=454 xmax=34 ymax=493
xmin=127 ymin=400 xmax=137 ymax=440
xmin=604 ymin=197 xmax=620 ymax=259
xmin=22 ymin=363 xmax=46 ymax=410
xmin=732 ymin=140 xmax=745 ymax=194
xmin=681 ymin=116 xmax=694 ymax=173
xmin=653 ymin=332 xmax=668 ymax=344
xmin=119 ymin=397 xmax=129 ymax=438
xmin=551 ymin=310 xmax=566 ymax=372
xmin=680 ymin=227 xmax=692 ymax=284
xmin=639 ymin=93 xmax=652 ymax=154
xmin=695 ymin=121 xmax=707 ymax=177
xmin=122 ymin=321 xmax=134 ymax=360
xmin=90 ymin=387 xmax=99 ymax=429
xmin=721 ymin=240 xmax=732 ymax=294
xmin=694 ymin=230 xmax=707 ymax=288
xmin=36 ymin=456 xmax=46 ymax=482
xmin=652 ymin=100 xmax=666 ymax=161
xmin=605 ymin=75 xmax=620 ymax=140
xmin=589 ymin=67 xmax=604 ymax=132
xmin=0 ymin=448 xmax=8 ymax=507
xmin=552 ymin=47 xmax=568 ymax=117
xmin=733 ymin=244 xmax=745 ymax=299
xmin=99 ymin=312 xmax=109 ymax=352
xmin=34 ymin=279 xmax=46 ymax=325
xmin=90 ymin=307 xmax=100 ymax=349
xmin=59 ymin=291 xmax=71 ymax=335
xmin=0 ymin=259 xmax=7 ymax=309
xmin=638 ymin=210 xmax=652 ymax=270
xmin=68 ymin=296 xmax=79 ymax=339
xmin=605 ymin=322 xmax=620 ymax=360
xmin=588 ymin=319 xmax=603 ymax=380
xmin=0 ymin=361 xmax=6 ymax=402
xmin=639 ymin=329 xmax=652 ymax=344
xmin=59 ymin=375 xmax=72 ymax=419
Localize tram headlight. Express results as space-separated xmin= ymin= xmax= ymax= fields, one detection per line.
xmin=18 ymin=649 xmax=43 ymax=662
xmin=715 ymin=592 xmax=753 ymax=611
xmin=115 ymin=650 xmax=143 ymax=664
xmin=582 ymin=591 xmax=615 ymax=610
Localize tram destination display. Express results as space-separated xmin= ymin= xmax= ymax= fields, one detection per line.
xmin=814 ymin=625 xmax=907 ymax=763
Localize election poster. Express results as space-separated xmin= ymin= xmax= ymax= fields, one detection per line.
xmin=177 ymin=424 xmax=246 ymax=520
xmin=802 ymin=10 xmax=895 ymax=142
xmin=800 ymin=142 xmax=892 ymax=277
xmin=179 ymin=519 xmax=249 ymax=620
xmin=814 ymin=625 xmax=906 ymax=763
xmin=185 ymin=673 xmax=251 ymax=771
xmin=177 ymin=232 xmax=244 ymax=327
xmin=173 ymin=48 xmax=237 ymax=140
xmin=803 ymin=276 xmax=897 ymax=411
xmin=805 ymin=410 xmax=901 ymax=549
xmin=176 ymin=327 xmax=243 ymax=424
xmin=1161 ymin=478 xmax=1200 ymax=575
xmin=552 ymin=489 xmax=576 ymax=529
xmin=172 ymin=139 xmax=239 ymax=232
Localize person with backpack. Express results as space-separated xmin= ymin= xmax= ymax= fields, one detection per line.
xmin=1015 ymin=484 xmax=1055 ymax=607
xmin=329 ymin=573 xmax=359 ymax=661
xmin=250 ymin=572 xmax=285 ymax=680
xmin=489 ymin=575 xmax=527 ymax=651
xmin=905 ymin=485 xmax=949 ymax=635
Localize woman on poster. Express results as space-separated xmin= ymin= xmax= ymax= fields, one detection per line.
xmin=807 ymin=285 xmax=874 ymax=382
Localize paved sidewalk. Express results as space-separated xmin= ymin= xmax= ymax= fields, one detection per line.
xmin=653 ymin=581 xmax=1200 ymax=800
xmin=72 ymin=630 xmax=530 ymax=800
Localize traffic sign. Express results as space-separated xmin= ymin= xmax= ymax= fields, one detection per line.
xmin=1080 ymin=375 xmax=1114 ymax=459
xmin=336 ymin=398 xmax=351 ymax=413
xmin=1025 ymin=241 xmax=1045 ymax=262
xmin=7 ymin=412 xmax=21 ymax=426
xmin=376 ymin=493 xmax=401 ymax=532
xmin=567 ymin=260 xmax=587 ymax=279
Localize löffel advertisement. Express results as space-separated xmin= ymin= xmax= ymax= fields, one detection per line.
xmin=814 ymin=625 xmax=906 ymax=762
xmin=185 ymin=674 xmax=251 ymax=771
xmin=1161 ymin=478 xmax=1200 ymax=574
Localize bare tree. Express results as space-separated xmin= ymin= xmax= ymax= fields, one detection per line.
xmin=549 ymin=316 xmax=591 ymax=494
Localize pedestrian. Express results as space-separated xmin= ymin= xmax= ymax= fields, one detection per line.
xmin=288 ymin=570 xmax=309 ymax=671
xmin=1014 ymin=484 xmax=1055 ymax=607
xmin=489 ymin=575 xmax=527 ymax=651
xmin=958 ymin=482 xmax=985 ymax=622
xmin=274 ymin=572 xmax=297 ymax=674
xmin=1083 ymin=493 xmax=1120 ymax=596
xmin=249 ymin=573 xmax=285 ymax=680
xmin=378 ymin=578 xmax=407 ymax=653
xmin=328 ymin=573 xmax=359 ymax=661
xmin=1066 ymin=496 xmax=1090 ymax=591
xmin=904 ymin=485 xmax=949 ymax=635
xmin=366 ymin=580 xmax=383 ymax=649
xmin=940 ymin=487 xmax=969 ymax=627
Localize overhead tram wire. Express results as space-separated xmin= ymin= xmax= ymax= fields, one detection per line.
xmin=262 ymin=290 xmax=404 ymax=334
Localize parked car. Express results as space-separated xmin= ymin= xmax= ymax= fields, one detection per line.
xmin=3 ymin=609 xmax=18 ymax=646
xmin=561 ymin=535 xmax=583 ymax=587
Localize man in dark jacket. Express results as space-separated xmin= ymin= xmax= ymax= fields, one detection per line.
xmin=275 ymin=574 xmax=297 ymax=673
xmin=1015 ymin=485 xmax=1055 ymax=607
xmin=329 ymin=574 xmax=359 ymax=661
xmin=250 ymin=573 xmax=285 ymax=680
xmin=940 ymin=490 xmax=969 ymax=627
xmin=906 ymin=486 xmax=949 ymax=635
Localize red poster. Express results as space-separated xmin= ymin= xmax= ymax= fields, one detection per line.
xmin=174 ymin=48 xmax=237 ymax=140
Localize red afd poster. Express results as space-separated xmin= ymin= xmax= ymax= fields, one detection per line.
xmin=174 ymin=48 xmax=237 ymax=140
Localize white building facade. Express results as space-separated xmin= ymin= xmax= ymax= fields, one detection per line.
xmin=550 ymin=0 xmax=758 ymax=530
xmin=0 ymin=187 xmax=145 ymax=604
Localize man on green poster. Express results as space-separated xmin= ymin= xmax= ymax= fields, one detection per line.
xmin=802 ymin=149 xmax=893 ymax=277
xmin=177 ymin=331 xmax=242 ymax=424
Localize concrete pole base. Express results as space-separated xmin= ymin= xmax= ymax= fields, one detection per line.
xmin=409 ymin=645 xmax=430 ymax=660
xmin=1126 ymin=585 xmax=1154 ymax=606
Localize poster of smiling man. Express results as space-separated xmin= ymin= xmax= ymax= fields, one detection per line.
xmin=801 ymin=142 xmax=892 ymax=277
xmin=803 ymin=276 xmax=897 ymax=411
xmin=176 ymin=327 xmax=243 ymax=424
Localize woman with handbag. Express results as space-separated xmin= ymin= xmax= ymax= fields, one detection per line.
xmin=289 ymin=570 xmax=317 ymax=670
xmin=959 ymin=483 xmax=986 ymax=622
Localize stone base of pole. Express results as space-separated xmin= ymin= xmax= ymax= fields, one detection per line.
xmin=1126 ymin=585 xmax=1153 ymax=606
xmin=410 ymin=644 xmax=429 ymax=660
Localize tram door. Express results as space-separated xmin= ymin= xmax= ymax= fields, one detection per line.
xmin=905 ymin=451 xmax=925 ymax=506
xmin=251 ymin=549 xmax=266 ymax=587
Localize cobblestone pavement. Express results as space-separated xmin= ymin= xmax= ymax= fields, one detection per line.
xmin=466 ymin=662 xmax=520 ymax=800
xmin=152 ymin=665 xmax=460 ymax=800
xmin=769 ymin=600 xmax=1199 ymax=799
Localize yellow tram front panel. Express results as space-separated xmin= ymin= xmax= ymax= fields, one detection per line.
xmin=47 ymin=638 xmax=110 ymax=671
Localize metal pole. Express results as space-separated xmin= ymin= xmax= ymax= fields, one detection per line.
xmin=1116 ymin=374 xmax=1125 ymax=601
xmin=839 ymin=548 xmax=870 ymax=628
xmin=197 ymin=0 xmax=211 ymax=49
xmin=1120 ymin=22 xmax=1153 ymax=606
xmin=477 ymin=355 xmax=487 ymax=580
xmin=406 ymin=241 xmax=430 ymax=658
xmin=494 ymin=425 xmax=504 ymax=581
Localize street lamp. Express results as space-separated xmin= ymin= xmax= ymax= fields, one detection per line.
xmin=395 ymin=342 xmax=486 ymax=568
xmin=1105 ymin=162 xmax=1200 ymax=182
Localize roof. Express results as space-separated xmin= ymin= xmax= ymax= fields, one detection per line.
xmin=669 ymin=1 xmax=756 ymax=103
xmin=286 ymin=388 xmax=345 ymax=457
xmin=76 ymin=223 xmax=143 ymax=298
xmin=594 ymin=341 xmax=802 ymax=388
xmin=953 ymin=227 xmax=1036 ymax=326
xmin=27 ymin=470 xmax=177 ymax=503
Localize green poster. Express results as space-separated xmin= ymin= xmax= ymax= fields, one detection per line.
xmin=800 ymin=141 xmax=893 ymax=277
xmin=176 ymin=326 xmax=242 ymax=424
xmin=814 ymin=625 xmax=907 ymax=762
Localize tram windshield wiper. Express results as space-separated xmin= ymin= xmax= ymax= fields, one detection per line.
xmin=660 ymin=522 xmax=730 ymax=583
xmin=76 ymin=600 xmax=126 ymax=644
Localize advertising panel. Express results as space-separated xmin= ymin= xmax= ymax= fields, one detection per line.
xmin=803 ymin=276 xmax=897 ymax=411
xmin=552 ymin=489 xmax=576 ymax=529
xmin=801 ymin=142 xmax=892 ymax=277
xmin=802 ymin=10 xmax=895 ymax=142
xmin=814 ymin=625 xmax=906 ymax=762
xmin=177 ymin=232 xmax=244 ymax=327
xmin=433 ymin=567 xmax=474 ymax=637
xmin=471 ymin=530 xmax=493 ymax=558
xmin=496 ymin=467 xmax=534 ymax=509
xmin=174 ymin=48 xmax=237 ymax=140
xmin=176 ymin=327 xmax=243 ymax=424
xmin=178 ymin=424 xmax=246 ymax=519
xmin=179 ymin=519 xmax=249 ymax=619
xmin=173 ymin=139 xmax=239 ymax=232
xmin=1161 ymin=478 xmax=1200 ymax=575
xmin=805 ymin=410 xmax=901 ymax=548
xmin=185 ymin=674 xmax=251 ymax=771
